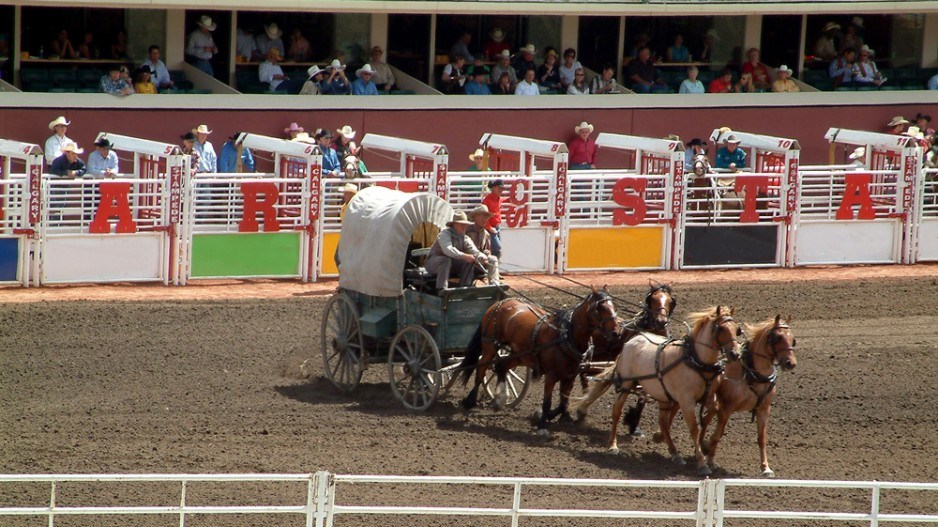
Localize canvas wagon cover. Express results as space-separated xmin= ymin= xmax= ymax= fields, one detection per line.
xmin=338 ymin=186 xmax=454 ymax=297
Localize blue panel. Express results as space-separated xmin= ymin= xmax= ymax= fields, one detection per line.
xmin=0 ymin=238 xmax=20 ymax=282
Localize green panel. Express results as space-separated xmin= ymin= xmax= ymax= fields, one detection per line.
xmin=191 ymin=233 xmax=301 ymax=277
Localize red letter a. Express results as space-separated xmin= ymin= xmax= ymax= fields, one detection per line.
xmin=90 ymin=182 xmax=137 ymax=234
xmin=836 ymin=173 xmax=876 ymax=220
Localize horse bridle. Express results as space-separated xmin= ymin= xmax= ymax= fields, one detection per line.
xmin=585 ymin=294 xmax=619 ymax=344
xmin=643 ymin=287 xmax=676 ymax=327
xmin=709 ymin=315 xmax=742 ymax=360
xmin=750 ymin=323 xmax=795 ymax=365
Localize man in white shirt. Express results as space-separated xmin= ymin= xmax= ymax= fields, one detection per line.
xmin=86 ymin=138 xmax=120 ymax=178
xmin=259 ymin=48 xmax=287 ymax=90
xmin=928 ymin=73 xmax=938 ymax=91
xmin=186 ymin=15 xmax=218 ymax=76
xmin=514 ymin=68 xmax=540 ymax=96
xmin=44 ymin=116 xmax=73 ymax=166
xmin=193 ymin=124 xmax=217 ymax=173
xmin=140 ymin=45 xmax=173 ymax=90
xmin=369 ymin=46 xmax=396 ymax=91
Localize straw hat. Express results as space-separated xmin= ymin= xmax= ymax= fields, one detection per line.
xmin=490 ymin=28 xmax=505 ymax=43
xmin=574 ymin=121 xmax=594 ymax=134
xmin=197 ymin=16 xmax=216 ymax=31
xmin=498 ymin=49 xmax=511 ymax=60
xmin=327 ymin=59 xmax=346 ymax=70
xmin=520 ymin=44 xmax=537 ymax=55
xmin=887 ymin=116 xmax=910 ymax=127
xmin=469 ymin=204 xmax=494 ymax=220
xmin=342 ymin=183 xmax=358 ymax=194
xmin=706 ymin=29 xmax=720 ymax=41
xmin=356 ymin=64 xmax=375 ymax=78
xmin=469 ymin=148 xmax=485 ymax=162
xmin=905 ymin=126 xmax=924 ymax=140
xmin=307 ymin=65 xmax=323 ymax=78
xmin=822 ymin=21 xmax=841 ymax=33
xmin=663 ymin=134 xmax=681 ymax=142
xmin=777 ymin=64 xmax=793 ymax=75
xmin=446 ymin=210 xmax=473 ymax=227
xmin=61 ymin=142 xmax=84 ymax=155
xmin=195 ymin=124 xmax=212 ymax=135
xmin=291 ymin=132 xmax=313 ymax=143
xmin=336 ymin=125 xmax=356 ymax=140
xmin=284 ymin=122 xmax=304 ymax=134
xmin=48 ymin=116 xmax=70 ymax=130
xmin=265 ymin=23 xmax=283 ymax=40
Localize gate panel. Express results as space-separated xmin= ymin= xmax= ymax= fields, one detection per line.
xmin=43 ymin=235 xmax=164 ymax=282
xmin=190 ymin=232 xmax=302 ymax=277
xmin=0 ymin=177 xmax=31 ymax=284
xmin=683 ymin=225 xmax=778 ymax=266
xmin=567 ymin=227 xmax=663 ymax=268
xmin=0 ymin=237 xmax=21 ymax=281
xmin=916 ymin=168 xmax=938 ymax=261
xmin=796 ymin=222 xmax=897 ymax=264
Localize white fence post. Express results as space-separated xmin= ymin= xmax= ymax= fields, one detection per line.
xmin=511 ymin=481 xmax=522 ymax=527
xmin=869 ymin=482 xmax=881 ymax=527
xmin=315 ymin=470 xmax=332 ymax=527
xmin=178 ymin=479 xmax=187 ymax=527
xmin=696 ymin=478 xmax=719 ymax=527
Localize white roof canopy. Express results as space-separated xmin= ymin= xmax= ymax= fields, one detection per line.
xmin=709 ymin=129 xmax=800 ymax=152
xmin=0 ymin=139 xmax=42 ymax=159
xmin=94 ymin=132 xmax=179 ymax=157
xmin=238 ymin=133 xmax=323 ymax=158
xmin=825 ymin=128 xmax=916 ymax=151
xmin=360 ymin=133 xmax=448 ymax=158
xmin=479 ymin=133 xmax=568 ymax=156
xmin=596 ymin=133 xmax=684 ymax=155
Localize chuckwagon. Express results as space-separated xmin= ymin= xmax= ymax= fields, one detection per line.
xmin=320 ymin=186 xmax=532 ymax=410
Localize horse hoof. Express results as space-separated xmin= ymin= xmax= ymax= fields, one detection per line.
xmin=608 ymin=446 xmax=620 ymax=455
xmin=762 ymin=468 xmax=776 ymax=478
xmin=559 ymin=412 xmax=574 ymax=424
xmin=652 ymin=431 xmax=664 ymax=443
xmin=697 ymin=465 xmax=712 ymax=476
xmin=671 ymin=455 xmax=686 ymax=466
xmin=630 ymin=427 xmax=646 ymax=439
xmin=536 ymin=428 xmax=550 ymax=438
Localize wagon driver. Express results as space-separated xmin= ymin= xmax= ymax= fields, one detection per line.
xmin=425 ymin=210 xmax=492 ymax=294
xmin=466 ymin=205 xmax=500 ymax=284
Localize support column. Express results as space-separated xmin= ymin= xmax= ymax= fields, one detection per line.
xmin=561 ymin=15 xmax=578 ymax=53
xmin=922 ymin=13 xmax=938 ymax=67
xmin=165 ymin=9 xmax=187 ymax=67
xmin=371 ymin=13 xmax=389 ymax=52
xmin=743 ymin=15 xmax=762 ymax=54
xmin=229 ymin=10 xmax=238 ymax=86
xmin=616 ymin=16 xmax=625 ymax=81
xmin=428 ymin=13 xmax=437 ymax=86
xmin=797 ymin=14 xmax=807 ymax=78
xmin=12 ymin=5 xmax=21 ymax=86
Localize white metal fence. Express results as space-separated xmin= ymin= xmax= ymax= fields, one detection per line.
xmin=2 ymin=472 xmax=937 ymax=527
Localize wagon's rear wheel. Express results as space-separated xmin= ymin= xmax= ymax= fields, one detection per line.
xmin=321 ymin=293 xmax=365 ymax=393
xmin=481 ymin=366 xmax=533 ymax=409
xmin=388 ymin=325 xmax=441 ymax=411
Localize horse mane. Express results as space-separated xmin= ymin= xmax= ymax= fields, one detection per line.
xmin=745 ymin=318 xmax=780 ymax=353
xmin=686 ymin=307 xmax=719 ymax=336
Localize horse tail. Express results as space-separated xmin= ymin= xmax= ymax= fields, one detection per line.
xmin=459 ymin=323 xmax=484 ymax=386
xmin=570 ymin=362 xmax=618 ymax=415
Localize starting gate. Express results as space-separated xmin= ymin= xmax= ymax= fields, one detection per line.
xmin=559 ymin=133 xmax=681 ymax=272
xmin=0 ymin=139 xmax=42 ymax=286
xmin=678 ymin=129 xmax=799 ymax=269
xmin=918 ymin=165 xmax=938 ymax=261
xmin=793 ymin=128 xmax=917 ymax=266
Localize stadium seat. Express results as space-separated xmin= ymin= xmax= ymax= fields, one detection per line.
xmin=48 ymin=87 xmax=75 ymax=93
xmin=20 ymin=68 xmax=49 ymax=84
xmin=24 ymin=80 xmax=54 ymax=92
xmin=390 ymin=89 xmax=415 ymax=95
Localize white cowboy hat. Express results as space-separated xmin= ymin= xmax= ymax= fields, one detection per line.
xmin=291 ymin=132 xmax=312 ymax=143
xmin=61 ymin=142 xmax=84 ymax=155
xmin=498 ymin=49 xmax=511 ymax=59
xmin=519 ymin=44 xmax=537 ymax=54
xmin=574 ymin=121 xmax=594 ymax=134
xmin=336 ymin=125 xmax=356 ymax=140
xmin=822 ymin=21 xmax=841 ymax=33
xmin=344 ymin=155 xmax=359 ymax=164
xmin=284 ymin=122 xmax=304 ymax=134
xmin=860 ymin=44 xmax=875 ymax=56
xmin=469 ymin=204 xmax=494 ymax=219
xmin=265 ymin=23 xmax=282 ymax=40
xmin=706 ymin=29 xmax=720 ymax=41
xmin=342 ymin=183 xmax=358 ymax=193
xmin=197 ymin=15 xmax=216 ymax=31
xmin=490 ymin=28 xmax=505 ymax=42
xmin=905 ymin=126 xmax=924 ymax=140
xmin=195 ymin=124 xmax=212 ymax=135
xmin=848 ymin=147 xmax=866 ymax=160
xmin=887 ymin=116 xmax=910 ymax=127
xmin=469 ymin=148 xmax=484 ymax=162
xmin=446 ymin=210 xmax=473 ymax=227
xmin=306 ymin=65 xmax=323 ymax=78
xmin=725 ymin=134 xmax=741 ymax=144
xmin=777 ymin=64 xmax=793 ymax=74
xmin=327 ymin=59 xmax=346 ymax=70
xmin=48 ymin=116 xmax=70 ymax=130
xmin=356 ymin=64 xmax=376 ymax=77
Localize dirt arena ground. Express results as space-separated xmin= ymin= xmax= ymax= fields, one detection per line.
xmin=2 ymin=265 xmax=938 ymax=526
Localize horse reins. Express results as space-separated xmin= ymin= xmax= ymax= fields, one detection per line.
xmin=739 ymin=323 xmax=792 ymax=422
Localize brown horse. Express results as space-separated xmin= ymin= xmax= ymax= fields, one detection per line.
xmin=573 ymin=306 xmax=741 ymax=475
xmin=459 ymin=287 xmax=618 ymax=436
xmin=700 ymin=315 xmax=797 ymax=477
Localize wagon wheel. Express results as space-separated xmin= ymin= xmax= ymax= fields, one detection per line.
xmin=481 ymin=366 xmax=533 ymax=409
xmin=388 ymin=325 xmax=442 ymax=411
xmin=321 ymin=293 xmax=365 ymax=393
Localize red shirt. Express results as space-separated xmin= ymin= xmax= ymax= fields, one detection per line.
xmin=481 ymin=191 xmax=503 ymax=230
xmin=568 ymin=136 xmax=597 ymax=166
xmin=708 ymin=77 xmax=732 ymax=93
xmin=741 ymin=62 xmax=769 ymax=85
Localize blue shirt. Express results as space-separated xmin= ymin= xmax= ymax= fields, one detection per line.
xmin=321 ymin=146 xmax=341 ymax=175
xmin=715 ymin=147 xmax=747 ymax=170
xmin=679 ymin=79 xmax=705 ymax=94
xmin=464 ymin=81 xmax=492 ymax=95
xmin=86 ymin=150 xmax=119 ymax=177
xmin=669 ymin=46 xmax=690 ymax=62
xmin=351 ymin=78 xmax=379 ymax=95
xmin=323 ymin=77 xmax=351 ymax=95
xmin=100 ymin=75 xmax=132 ymax=95
xmin=194 ymin=140 xmax=217 ymax=173
xmin=219 ymin=141 xmax=255 ymax=173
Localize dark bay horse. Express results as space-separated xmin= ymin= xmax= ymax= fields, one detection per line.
xmin=700 ymin=315 xmax=797 ymax=477
xmin=573 ymin=306 xmax=741 ymax=475
xmin=459 ymin=287 xmax=618 ymax=436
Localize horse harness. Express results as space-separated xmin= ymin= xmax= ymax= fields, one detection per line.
xmin=738 ymin=323 xmax=789 ymax=422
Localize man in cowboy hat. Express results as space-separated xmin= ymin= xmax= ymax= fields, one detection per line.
xmin=300 ymin=65 xmax=325 ymax=95
xmin=464 ymin=65 xmax=492 ymax=95
xmin=466 ymin=205 xmax=500 ymax=284
xmin=513 ymin=44 xmax=537 ymax=77
xmin=255 ymin=22 xmax=285 ymax=62
xmin=568 ymin=121 xmax=597 ymax=170
xmin=490 ymin=49 xmax=518 ymax=88
xmin=186 ymin=15 xmax=219 ymax=76
xmin=193 ymin=124 xmax=217 ymax=173
xmin=483 ymin=27 xmax=510 ymax=60
xmin=369 ymin=46 xmax=396 ymax=91
xmin=815 ymin=21 xmax=842 ymax=61
xmin=853 ymin=45 xmax=885 ymax=86
xmin=49 ymin=142 xmax=86 ymax=178
xmin=425 ymin=210 xmax=489 ymax=293
xmin=219 ymin=132 xmax=255 ymax=173
xmin=322 ymin=58 xmax=351 ymax=95
xmin=86 ymin=138 xmax=120 ymax=178
xmin=45 ymin=116 xmax=73 ymax=166
xmin=259 ymin=47 xmax=288 ymax=91
xmin=887 ymin=116 xmax=910 ymax=135
xmin=315 ymin=128 xmax=342 ymax=176
xmin=467 ymin=148 xmax=488 ymax=171
xmin=715 ymin=134 xmax=747 ymax=172
xmin=771 ymin=65 xmax=800 ymax=93
xmin=351 ymin=64 xmax=379 ymax=95
xmin=283 ymin=122 xmax=305 ymax=140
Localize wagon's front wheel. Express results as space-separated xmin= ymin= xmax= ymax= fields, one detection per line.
xmin=321 ymin=293 xmax=365 ymax=393
xmin=482 ymin=366 xmax=533 ymax=409
xmin=388 ymin=325 xmax=441 ymax=411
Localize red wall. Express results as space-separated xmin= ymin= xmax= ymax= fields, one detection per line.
xmin=3 ymin=104 xmax=935 ymax=171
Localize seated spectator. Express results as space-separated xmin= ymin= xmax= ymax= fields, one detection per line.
xmin=50 ymin=143 xmax=86 ymax=178
xmin=86 ymin=138 xmax=119 ymax=178
xmin=483 ymin=27 xmax=510 ymax=60
xmin=235 ymin=26 xmax=256 ymax=63
xmin=287 ymin=28 xmax=312 ymax=62
xmin=111 ymin=29 xmax=129 ymax=60
xmin=514 ymin=68 xmax=540 ymax=96
xmin=536 ymin=50 xmax=562 ymax=92
xmin=133 ymin=66 xmax=157 ymax=94
xmin=714 ymin=134 xmax=747 ymax=171
xmin=684 ymin=138 xmax=708 ymax=171
xmin=915 ymin=113 xmax=933 ymax=135
xmin=369 ymin=46 xmax=395 ymax=91
xmin=50 ymin=29 xmax=77 ymax=59
xmin=490 ymin=50 xmax=518 ymax=88
xmin=78 ymin=31 xmax=99 ymax=60
xmin=255 ymin=23 xmax=285 ymax=61
xmin=567 ymin=67 xmax=590 ymax=95
xmin=322 ymin=59 xmax=352 ymax=95
xmin=45 ymin=116 xmax=73 ymax=166
xmin=886 ymin=116 xmax=909 ymax=135
xmin=626 ymin=47 xmax=656 ymax=93
xmin=351 ymin=64 xmax=379 ymax=95
xmin=441 ymin=54 xmax=467 ymax=94
xmin=741 ymin=48 xmax=771 ymax=91
xmin=259 ymin=47 xmax=288 ymax=90
xmin=928 ymin=73 xmax=938 ymax=91
xmin=219 ymin=132 xmax=255 ymax=173
xmin=679 ymin=65 xmax=705 ymax=94
xmin=629 ymin=33 xmax=651 ymax=59
xmin=464 ymin=66 xmax=492 ymax=95
xmin=771 ymin=65 xmax=799 ymax=92
xmin=666 ymin=34 xmax=690 ymax=62
xmin=100 ymin=65 xmax=134 ymax=96
xmin=513 ymin=44 xmax=537 ymax=77
xmin=840 ymin=19 xmax=864 ymax=53
xmin=698 ymin=29 xmax=719 ymax=64
xmin=141 ymin=45 xmax=173 ymax=90
xmin=493 ymin=71 xmax=514 ymax=95
xmin=708 ymin=68 xmax=734 ymax=93
xmin=852 ymin=45 xmax=885 ymax=86
xmin=186 ymin=16 xmax=218 ymax=76
xmin=466 ymin=205 xmax=500 ymax=284
xmin=315 ymin=129 xmax=341 ymax=176
xmin=829 ymin=47 xmax=856 ymax=88
xmin=568 ymin=121 xmax=597 ymax=170
xmin=737 ymin=71 xmax=757 ymax=93
xmin=299 ymin=65 xmax=324 ymax=95
xmin=558 ymin=48 xmax=582 ymax=89
xmin=333 ymin=125 xmax=357 ymax=161
xmin=591 ymin=64 xmax=621 ymax=94
xmin=284 ymin=122 xmax=305 ymax=140
xmin=450 ymin=31 xmax=475 ymax=62
xmin=814 ymin=21 xmax=841 ymax=62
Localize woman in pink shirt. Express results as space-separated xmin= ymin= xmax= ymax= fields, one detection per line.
xmin=568 ymin=121 xmax=597 ymax=169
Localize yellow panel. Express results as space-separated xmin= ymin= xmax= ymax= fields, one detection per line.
xmin=321 ymin=232 xmax=340 ymax=275
xmin=567 ymin=227 xmax=664 ymax=269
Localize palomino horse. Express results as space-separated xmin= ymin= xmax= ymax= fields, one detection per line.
xmin=573 ymin=306 xmax=741 ymax=475
xmin=459 ymin=287 xmax=618 ymax=436
xmin=700 ymin=315 xmax=797 ymax=477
